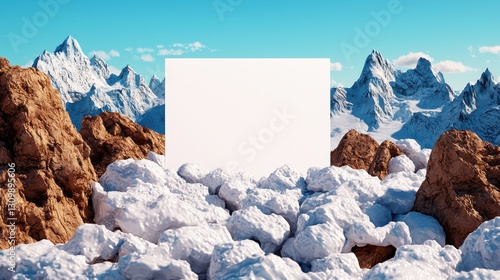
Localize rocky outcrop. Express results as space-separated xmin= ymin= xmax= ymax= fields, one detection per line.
xmin=368 ymin=141 xmax=404 ymax=179
xmin=352 ymin=245 xmax=396 ymax=269
xmin=80 ymin=112 xmax=165 ymax=177
xmin=331 ymin=130 xmax=403 ymax=179
xmin=331 ymin=130 xmax=379 ymax=170
xmin=413 ymin=130 xmax=500 ymax=247
xmin=0 ymin=58 xmax=97 ymax=250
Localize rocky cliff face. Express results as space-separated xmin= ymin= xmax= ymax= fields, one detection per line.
xmin=413 ymin=130 xmax=500 ymax=247
xmin=0 ymin=58 xmax=97 ymax=249
xmin=80 ymin=112 xmax=165 ymax=177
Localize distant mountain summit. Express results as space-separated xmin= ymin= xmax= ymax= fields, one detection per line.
xmin=331 ymin=51 xmax=499 ymax=148
xmin=33 ymin=36 xmax=163 ymax=131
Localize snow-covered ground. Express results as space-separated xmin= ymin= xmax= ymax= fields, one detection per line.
xmin=2 ymin=143 xmax=500 ymax=279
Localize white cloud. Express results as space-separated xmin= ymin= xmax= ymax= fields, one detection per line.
xmin=109 ymin=50 xmax=120 ymax=57
xmin=90 ymin=50 xmax=111 ymax=60
xmin=330 ymin=62 xmax=342 ymax=71
xmin=137 ymin=48 xmax=154 ymax=53
xmin=108 ymin=65 xmax=121 ymax=75
xmin=125 ymin=47 xmax=134 ymax=53
xmin=479 ymin=45 xmax=500 ymax=54
xmin=394 ymin=51 xmax=434 ymax=68
xmin=156 ymin=45 xmax=165 ymax=49
xmin=140 ymin=54 xmax=155 ymax=62
xmin=432 ymin=60 xmax=475 ymax=73
xmin=158 ymin=49 xmax=184 ymax=56
xmin=173 ymin=42 xmax=207 ymax=52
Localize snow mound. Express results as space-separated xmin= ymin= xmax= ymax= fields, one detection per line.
xmin=227 ymin=206 xmax=290 ymax=253
xmin=458 ymin=217 xmax=500 ymax=271
xmin=158 ymin=224 xmax=233 ymax=275
xmin=388 ymin=155 xmax=416 ymax=173
xmin=364 ymin=240 xmax=461 ymax=279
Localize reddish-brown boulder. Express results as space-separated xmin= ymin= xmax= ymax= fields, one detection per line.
xmin=80 ymin=112 xmax=165 ymax=177
xmin=0 ymin=58 xmax=97 ymax=249
xmin=368 ymin=140 xmax=404 ymax=179
xmin=331 ymin=130 xmax=379 ymax=171
xmin=352 ymin=245 xmax=396 ymax=269
xmin=413 ymin=130 xmax=500 ymax=247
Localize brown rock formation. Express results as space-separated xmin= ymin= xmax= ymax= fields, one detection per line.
xmin=0 ymin=58 xmax=97 ymax=249
xmin=352 ymin=245 xmax=396 ymax=269
xmin=80 ymin=112 xmax=165 ymax=177
xmin=331 ymin=130 xmax=403 ymax=180
xmin=331 ymin=130 xmax=379 ymax=171
xmin=368 ymin=140 xmax=404 ymax=179
xmin=413 ymin=130 xmax=500 ymax=247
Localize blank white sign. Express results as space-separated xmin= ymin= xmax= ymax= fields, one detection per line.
xmin=166 ymin=58 xmax=330 ymax=178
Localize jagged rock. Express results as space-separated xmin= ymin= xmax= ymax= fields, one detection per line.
xmin=80 ymin=112 xmax=165 ymax=177
xmin=368 ymin=140 xmax=404 ymax=179
xmin=413 ymin=130 xmax=500 ymax=247
xmin=331 ymin=130 xmax=379 ymax=171
xmin=0 ymin=58 xmax=97 ymax=249
xmin=352 ymin=245 xmax=396 ymax=269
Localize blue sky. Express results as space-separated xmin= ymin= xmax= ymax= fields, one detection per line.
xmin=2 ymin=0 xmax=500 ymax=90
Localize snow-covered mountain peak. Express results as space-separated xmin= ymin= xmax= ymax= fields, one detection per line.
xmin=414 ymin=57 xmax=434 ymax=77
xmin=54 ymin=35 xmax=83 ymax=56
xmin=360 ymin=49 xmax=398 ymax=82
xmin=478 ymin=68 xmax=496 ymax=88
xmin=115 ymin=64 xmax=143 ymax=88
xmin=149 ymin=74 xmax=165 ymax=99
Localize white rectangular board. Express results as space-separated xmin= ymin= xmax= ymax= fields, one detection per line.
xmin=166 ymin=58 xmax=330 ymax=178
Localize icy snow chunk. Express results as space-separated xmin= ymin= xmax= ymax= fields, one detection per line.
xmin=395 ymin=138 xmax=422 ymax=155
xmin=147 ymin=151 xmax=167 ymax=170
xmin=242 ymin=187 xmax=300 ymax=232
xmin=310 ymin=253 xmax=362 ymax=278
xmin=306 ymin=165 xmax=377 ymax=192
xmin=208 ymin=240 xmax=265 ymax=280
xmin=458 ymin=217 xmax=500 ymax=271
xmin=200 ymin=168 xmax=233 ymax=194
xmin=258 ymin=165 xmax=306 ymax=193
xmin=395 ymin=139 xmax=430 ymax=170
xmin=298 ymin=196 xmax=370 ymax=232
xmin=118 ymin=253 xmax=196 ymax=280
xmin=177 ymin=162 xmax=209 ymax=184
xmin=227 ymin=206 xmax=290 ymax=253
xmin=218 ymin=177 xmax=255 ymax=211
xmin=60 ymin=224 xmax=123 ymax=263
xmin=344 ymin=221 xmax=412 ymax=251
xmin=362 ymin=203 xmax=392 ymax=227
xmin=99 ymin=158 xmax=166 ymax=192
xmin=282 ymin=223 xmax=345 ymax=263
xmin=388 ymin=155 xmax=415 ymax=174
xmin=377 ymin=170 xmax=424 ymax=214
xmin=215 ymin=253 xmax=307 ymax=280
xmin=395 ymin=212 xmax=446 ymax=246
xmin=450 ymin=268 xmax=500 ymax=279
xmin=363 ymin=240 xmax=461 ymax=279
xmin=93 ymin=158 xmax=230 ymax=243
xmin=158 ymin=224 xmax=232 ymax=275
xmin=0 ymin=240 xmax=55 ymax=279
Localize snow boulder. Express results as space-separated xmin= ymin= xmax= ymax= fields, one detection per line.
xmin=388 ymin=155 xmax=415 ymax=174
xmin=227 ymin=206 xmax=290 ymax=253
xmin=158 ymin=224 xmax=233 ymax=275
xmin=458 ymin=217 xmax=500 ymax=271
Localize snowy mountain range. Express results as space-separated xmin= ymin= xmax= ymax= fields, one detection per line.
xmin=33 ymin=36 xmax=165 ymax=132
xmin=331 ymin=50 xmax=500 ymax=148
